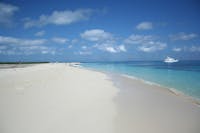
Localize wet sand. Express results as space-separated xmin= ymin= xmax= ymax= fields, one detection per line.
xmin=111 ymin=74 xmax=200 ymax=133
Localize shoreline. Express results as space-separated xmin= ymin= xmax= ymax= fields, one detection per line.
xmin=0 ymin=63 xmax=200 ymax=133
xmin=120 ymin=74 xmax=200 ymax=106
xmin=80 ymin=63 xmax=200 ymax=133
xmin=1 ymin=63 xmax=200 ymax=105
xmin=110 ymin=71 xmax=200 ymax=133
xmin=79 ymin=65 xmax=200 ymax=106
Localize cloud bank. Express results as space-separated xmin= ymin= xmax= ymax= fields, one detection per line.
xmin=170 ymin=32 xmax=198 ymax=41
xmin=125 ymin=34 xmax=166 ymax=52
xmin=52 ymin=37 xmax=68 ymax=44
xmin=0 ymin=36 xmax=57 ymax=55
xmin=81 ymin=29 xmax=126 ymax=53
xmin=81 ymin=29 xmax=113 ymax=41
xmin=0 ymin=36 xmax=46 ymax=45
xmin=0 ymin=2 xmax=19 ymax=26
xmin=24 ymin=9 xmax=93 ymax=28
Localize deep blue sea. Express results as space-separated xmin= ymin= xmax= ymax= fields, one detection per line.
xmin=81 ymin=61 xmax=200 ymax=100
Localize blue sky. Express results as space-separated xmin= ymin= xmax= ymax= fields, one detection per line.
xmin=0 ymin=0 xmax=200 ymax=62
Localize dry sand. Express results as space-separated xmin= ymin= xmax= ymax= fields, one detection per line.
xmin=0 ymin=63 xmax=200 ymax=133
xmin=0 ymin=63 xmax=118 ymax=133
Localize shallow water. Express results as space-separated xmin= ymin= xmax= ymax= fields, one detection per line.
xmin=81 ymin=61 xmax=200 ymax=100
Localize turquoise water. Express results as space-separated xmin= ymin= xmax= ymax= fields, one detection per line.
xmin=81 ymin=61 xmax=200 ymax=100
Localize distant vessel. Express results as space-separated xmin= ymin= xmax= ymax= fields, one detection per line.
xmin=164 ymin=56 xmax=179 ymax=63
xmin=69 ymin=62 xmax=81 ymax=67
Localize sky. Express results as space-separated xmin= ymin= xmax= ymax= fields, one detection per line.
xmin=0 ymin=0 xmax=200 ymax=62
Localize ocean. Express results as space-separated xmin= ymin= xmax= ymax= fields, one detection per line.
xmin=81 ymin=61 xmax=200 ymax=100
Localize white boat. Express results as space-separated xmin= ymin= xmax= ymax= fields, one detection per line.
xmin=164 ymin=56 xmax=178 ymax=63
xmin=69 ymin=62 xmax=81 ymax=67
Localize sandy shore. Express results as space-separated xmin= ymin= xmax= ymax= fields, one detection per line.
xmin=0 ymin=63 xmax=118 ymax=133
xmin=111 ymin=74 xmax=200 ymax=133
xmin=0 ymin=63 xmax=200 ymax=133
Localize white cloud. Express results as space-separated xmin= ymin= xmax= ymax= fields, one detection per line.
xmin=81 ymin=29 xmax=113 ymax=41
xmin=136 ymin=22 xmax=153 ymax=30
xmin=71 ymin=39 xmax=78 ymax=44
xmin=94 ymin=43 xmax=126 ymax=53
xmin=24 ymin=9 xmax=93 ymax=28
xmin=138 ymin=42 xmax=166 ymax=52
xmin=189 ymin=46 xmax=200 ymax=52
xmin=172 ymin=47 xmax=182 ymax=52
xmin=41 ymin=50 xmax=48 ymax=54
xmin=124 ymin=34 xmax=154 ymax=44
xmin=21 ymin=39 xmax=46 ymax=45
xmin=0 ymin=2 xmax=19 ymax=26
xmin=170 ymin=32 xmax=198 ymax=41
xmin=105 ymin=47 xmax=117 ymax=53
xmin=35 ymin=30 xmax=45 ymax=37
xmin=171 ymin=46 xmax=200 ymax=52
xmin=117 ymin=45 xmax=126 ymax=52
xmin=78 ymin=51 xmax=92 ymax=55
xmin=80 ymin=29 xmax=126 ymax=53
xmin=19 ymin=45 xmax=56 ymax=55
xmin=103 ymin=45 xmax=126 ymax=53
xmin=0 ymin=44 xmax=55 ymax=55
xmin=82 ymin=46 xmax=87 ymax=49
xmin=0 ymin=35 xmax=58 ymax=55
xmin=0 ymin=36 xmax=46 ymax=45
xmin=125 ymin=34 xmax=166 ymax=52
xmin=52 ymin=37 xmax=68 ymax=44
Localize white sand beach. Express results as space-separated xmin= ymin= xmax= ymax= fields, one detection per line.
xmin=0 ymin=63 xmax=200 ymax=133
xmin=0 ymin=63 xmax=118 ymax=133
